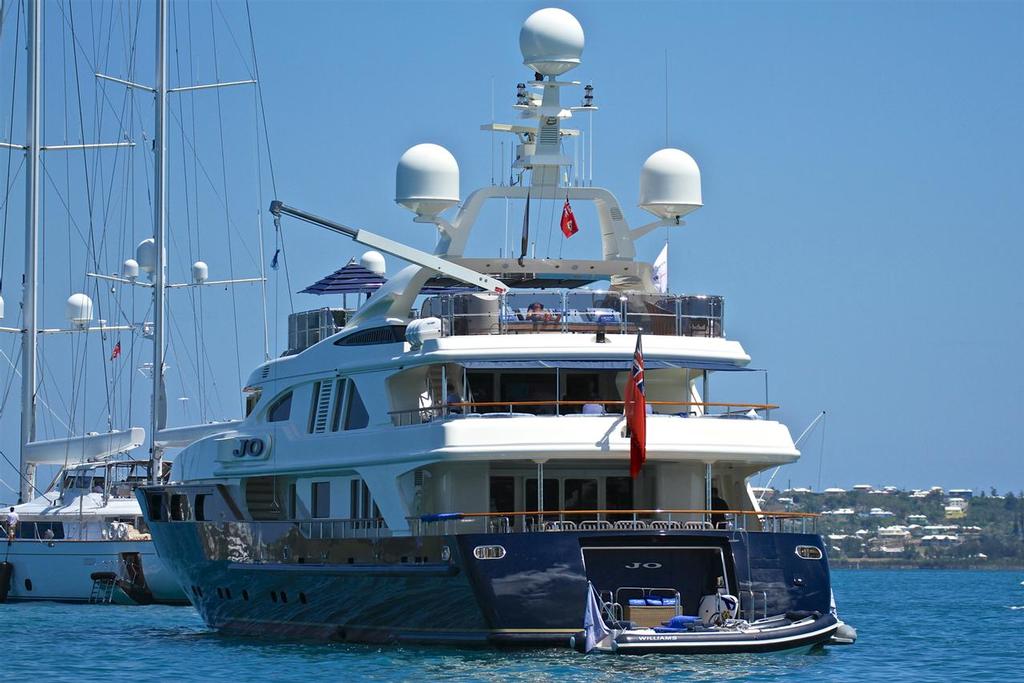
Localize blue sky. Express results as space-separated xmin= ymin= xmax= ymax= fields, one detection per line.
xmin=0 ymin=1 xmax=1022 ymax=497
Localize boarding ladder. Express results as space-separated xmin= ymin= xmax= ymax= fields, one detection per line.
xmin=89 ymin=572 xmax=117 ymax=604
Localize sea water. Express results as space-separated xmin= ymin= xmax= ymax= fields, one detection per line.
xmin=1 ymin=569 xmax=1021 ymax=681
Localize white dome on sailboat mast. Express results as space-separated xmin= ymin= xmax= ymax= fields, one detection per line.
xmin=395 ymin=144 xmax=460 ymax=218
xmin=192 ymin=261 xmax=209 ymax=284
xmin=65 ymin=293 xmax=94 ymax=329
xmin=519 ymin=8 xmax=584 ymax=77
xmin=638 ymin=148 xmax=703 ymax=219
xmin=0 ymin=293 xmax=5 ymax=320
xmin=122 ymin=259 xmax=139 ymax=279
xmin=136 ymin=238 xmax=157 ymax=275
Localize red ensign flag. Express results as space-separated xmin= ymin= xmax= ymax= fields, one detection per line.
xmin=560 ymin=197 xmax=579 ymax=238
xmin=625 ymin=334 xmax=646 ymax=478
xmin=110 ymin=341 xmax=121 ymax=361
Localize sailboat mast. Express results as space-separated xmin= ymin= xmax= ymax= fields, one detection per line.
xmin=19 ymin=0 xmax=41 ymax=503
xmin=150 ymin=0 xmax=168 ymax=484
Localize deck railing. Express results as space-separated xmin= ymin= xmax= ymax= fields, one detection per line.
xmin=419 ymin=291 xmax=724 ymax=339
xmin=388 ymin=400 xmax=778 ymax=427
xmin=409 ymin=508 xmax=818 ymax=536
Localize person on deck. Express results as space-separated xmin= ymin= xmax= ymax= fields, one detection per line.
xmin=526 ymin=302 xmax=560 ymax=323
xmin=6 ymin=507 xmax=18 ymax=545
xmin=711 ymin=488 xmax=730 ymax=528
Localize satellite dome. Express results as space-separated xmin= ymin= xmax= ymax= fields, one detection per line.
xmin=519 ymin=8 xmax=584 ymax=77
xmin=192 ymin=261 xmax=209 ymax=284
xmin=136 ymin=238 xmax=157 ymax=274
xmin=639 ymin=148 xmax=703 ymax=219
xmin=65 ymin=293 xmax=94 ymax=328
xmin=395 ymin=143 xmax=459 ymax=217
xmin=359 ymin=250 xmax=386 ymax=275
xmin=0 ymin=293 xmax=5 ymax=320
xmin=122 ymin=259 xmax=139 ymax=279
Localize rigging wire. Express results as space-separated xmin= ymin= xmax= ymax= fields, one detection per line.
xmin=208 ymin=0 xmax=244 ymax=406
xmin=0 ymin=0 xmax=23 ymax=295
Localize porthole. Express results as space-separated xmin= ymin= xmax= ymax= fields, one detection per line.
xmin=216 ymin=587 xmax=224 ymax=599
xmin=280 ymin=591 xmax=288 ymax=604
xmin=270 ymin=591 xmax=278 ymax=603
xmin=472 ymin=545 xmax=507 ymax=560
xmin=24 ymin=578 xmax=33 ymax=591
xmin=224 ymin=588 xmax=232 ymax=600
xmin=242 ymin=590 xmax=250 ymax=601
xmin=795 ymin=545 xmax=823 ymax=560
xmin=299 ymin=592 xmax=308 ymax=604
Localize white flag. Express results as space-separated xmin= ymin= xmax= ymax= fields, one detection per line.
xmin=652 ymin=244 xmax=669 ymax=294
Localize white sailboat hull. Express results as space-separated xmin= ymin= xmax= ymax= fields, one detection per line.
xmin=1 ymin=539 xmax=186 ymax=604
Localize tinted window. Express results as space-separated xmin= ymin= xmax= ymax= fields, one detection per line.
xmin=194 ymin=494 xmax=208 ymax=521
xmin=330 ymin=379 xmax=346 ymax=431
xmin=344 ymin=383 xmax=369 ymax=430
xmin=564 ymin=479 xmax=598 ymax=511
xmin=268 ymin=391 xmax=292 ymax=423
xmin=490 ymin=476 xmax=515 ymax=513
xmin=312 ymin=481 xmax=330 ymax=518
xmin=525 ymin=478 xmax=559 ymax=511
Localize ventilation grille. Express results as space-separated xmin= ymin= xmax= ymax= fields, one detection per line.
xmin=334 ymin=325 xmax=407 ymax=346
xmin=538 ymin=124 xmax=559 ymax=147
xmin=260 ymin=364 xmax=271 ymax=379
xmin=310 ymin=380 xmax=335 ymax=434
xmin=609 ymin=206 xmax=624 ymax=221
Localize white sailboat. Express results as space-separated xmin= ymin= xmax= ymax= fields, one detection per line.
xmin=0 ymin=0 xmax=261 ymax=604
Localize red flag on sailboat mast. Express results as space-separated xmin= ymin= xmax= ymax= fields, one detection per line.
xmin=625 ymin=334 xmax=646 ymax=478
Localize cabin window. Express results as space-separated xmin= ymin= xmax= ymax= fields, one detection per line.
xmin=349 ymin=480 xmax=379 ymax=519
xmin=525 ymin=478 xmax=560 ymax=511
xmin=564 ymin=479 xmax=598 ymax=511
xmin=489 ymin=476 xmax=515 ymax=513
xmin=267 ymin=391 xmax=293 ymax=423
xmin=146 ymin=493 xmax=163 ymax=522
xmin=245 ymin=388 xmax=262 ymax=417
xmin=16 ymin=521 xmax=64 ymax=540
xmin=344 ymin=383 xmax=369 ymax=430
xmin=330 ymin=379 xmax=346 ymax=431
xmin=194 ymin=494 xmax=208 ymax=521
xmin=170 ymin=494 xmax=190 ymax=521
xmin=606 ymin=477 xmax=634 ymax=511
xmin=311 ymin=482 xmax=331 ymax=519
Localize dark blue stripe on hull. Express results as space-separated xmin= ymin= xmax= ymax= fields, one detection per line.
xmin=149 ymin=522 xmax=833 ymax=645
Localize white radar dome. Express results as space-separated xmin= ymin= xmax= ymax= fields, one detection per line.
xmin=395 ymin=143 xmax=460 ymax=217
xmin=359 ymin=250 xmax=386 ymax=275
xmin=519 ymin=8 xmax=584 ymax=77
xmin=122 ymin=259 xmax=139 ymax=279
xmin=192 ymin=261 xmax=209 ymax=284
xmin=136 ymin=238 xmax=157 ymax=274
xmin=0 ymin=293 xmax=5 ymax=320
xmin=638 ymin=148 xmax=703 ymax=219
xmin=65 ymin=293 xmax=94 ymax=328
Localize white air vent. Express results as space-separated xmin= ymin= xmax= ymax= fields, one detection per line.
xmin=609 ymin=205 xmax=624 ymax=221
xmin=260 ymin=364 xmax=271 ymax=379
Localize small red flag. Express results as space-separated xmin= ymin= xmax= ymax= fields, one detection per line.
xmin=560 ymin=197 xmax=579 ymax=238
xmin=625 ymin=334 xmax=646 ymax=478
xmin=110 ymin=341 xmax=121 ymax=360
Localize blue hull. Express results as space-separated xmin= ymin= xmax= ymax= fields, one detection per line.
xmin=148 ymin=521 xmax=832 ymax=645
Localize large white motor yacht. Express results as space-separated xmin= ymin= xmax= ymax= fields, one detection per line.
xmin=138 ymin=8 xmax=852 ymax=648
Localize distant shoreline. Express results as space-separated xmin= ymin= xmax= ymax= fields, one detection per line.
xmin=833 ymin=560 xmax=1024 ymax=571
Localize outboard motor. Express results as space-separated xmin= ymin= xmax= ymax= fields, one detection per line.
xmin=698 ymin=593 xmax=739 ymax=625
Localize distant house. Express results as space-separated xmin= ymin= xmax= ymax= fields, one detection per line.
xmin=944 ymin=498 xmax=968 ymax=519
xmin=750 ymin=487 xmax=775 ymax=501
xmin=869 ymin=508 xmax=895 ymax=517
xmin=823 ymin=487 xmax=846 ymax=495
xmin=852 ymin=484 xmax=873 ymax=492
xmin=907 ymin=514 xmax=928 ymax=525
xmin=823 ymin=507 xmax=856 ymax=516
xmin=948 ymin=488 xmax=973 ymax=500
xmin=921 ymin=534 xmax=960 ymax=548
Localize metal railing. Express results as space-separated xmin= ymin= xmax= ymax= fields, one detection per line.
xmin=297 ymin=517 xmax=391 ymax=540
xmin=408 ymin=508 xmax=818 ymax=536
xmin=388 ymin=399 xmax=778 ymax=427
xmin=418 ymin=291 xmax=724 ymax=339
